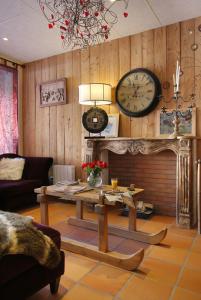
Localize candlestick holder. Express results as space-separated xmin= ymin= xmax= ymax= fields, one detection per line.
xmin=161 ymin=86 xmax=195 ymax=139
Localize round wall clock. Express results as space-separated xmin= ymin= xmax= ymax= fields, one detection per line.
xmin=115 ymin=68 xmax=162 ymax=117
xmin=82 ymin=107 xmax=108 ymax=133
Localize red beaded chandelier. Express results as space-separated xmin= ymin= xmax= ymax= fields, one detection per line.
xmin=38 ymin=0 xmax=129 ymax=48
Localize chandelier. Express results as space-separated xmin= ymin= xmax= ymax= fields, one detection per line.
xmin=38 ymin=0 xmax=129 ymax=48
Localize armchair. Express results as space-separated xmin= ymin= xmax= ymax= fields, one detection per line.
xmin=0 ymin=222 xmax=65 ymax=300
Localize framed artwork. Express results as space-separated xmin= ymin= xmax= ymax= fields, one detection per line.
xmin=40 ymin=78 xmax=67 ymax=107
xmin=101 ymin=113 xmax=119 ymax=137
xmin=156 ymin=108 xmax=196 ymax=137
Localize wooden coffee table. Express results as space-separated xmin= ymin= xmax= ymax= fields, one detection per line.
xmin=35 ymin=184 xmax=167 ymax=270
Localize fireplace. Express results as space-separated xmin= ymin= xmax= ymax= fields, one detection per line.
xmin=108 ymin=151 xmax=176 ymax=216
xmin=84 ymin=137 xmax=199 ymax=228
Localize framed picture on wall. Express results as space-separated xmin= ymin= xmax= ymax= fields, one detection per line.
xmin=90 ymin=113 xmax=119 ymax=138
xmin=156 ymin=108 xmax=196 ymax=137
xmin=40 ymin=78 xmax=67 ymax=107
xmin=101 ymin=113 xmax=119 ymax=137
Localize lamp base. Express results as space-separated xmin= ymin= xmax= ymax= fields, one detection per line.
xmin=84 ymin=132 xmax=105 ymax=139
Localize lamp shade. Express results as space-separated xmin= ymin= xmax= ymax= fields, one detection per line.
xmin=79 ymin=83 xmax=112 ymax=105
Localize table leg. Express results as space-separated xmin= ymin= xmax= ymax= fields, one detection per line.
xmin=37 ymin=186 xmax=49 ymax=226
xmin=128 ymin=207 xmax=136 ymax=231
xmin=95 ymin=204 xmax=108 ymax=252
xmin=76 ymin=200 xmax=83 ymax=219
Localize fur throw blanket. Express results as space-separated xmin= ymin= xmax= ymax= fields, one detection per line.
xmin=0 ymin=211 xmax=61 ymax=269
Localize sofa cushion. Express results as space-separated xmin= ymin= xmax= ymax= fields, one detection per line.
xmin=22 ymin=157 xmax=53 ymax=184
xmin=0 ymin=179 xmax=42 ymax=197
xmin=0 ymin=154 xmax=53 ymax=185
xmin=0 ymin=222 xmax=61 ymax=285
xmin=0 ymin=158 xmax=25 ymax=180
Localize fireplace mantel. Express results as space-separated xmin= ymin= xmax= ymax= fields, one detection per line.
xmin=84 ymin=136 xmax=200 ymax=228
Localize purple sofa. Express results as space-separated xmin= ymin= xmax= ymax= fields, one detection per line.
xmin=0 ymin=222 xmax=65 ymax=300
xmin=0 ymin=154 xmax=53 ymax=211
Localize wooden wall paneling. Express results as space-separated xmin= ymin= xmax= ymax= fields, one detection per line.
xmin=154 ymin=27 xmax=167 ymax=104
xmin=180 ymin=19 xmax=195 ymax=107
xmin=18 ymin=66 xmax=23 ymax=155
xmin=63 ymin=52 xmax=73 ymax=164
xmin=108 ymin=40 xmax=121 ymax=115
xmin=56 ymin=54 xmax=65 ymax=164
xmin=99 ymin=42 xmax=110 ymax=114
xmin=166 ymin=23 xmax=180 ymax=107
xmin=118 ymin=36 xmax=131 ymax=137
xmin=130 ymin=33 xmax=143 ymax=137
xmin=22 ymin=64 xmax=29 ymax=154
xmin=195 ymin=17 xmax=201 ymax=137
xmin=23 ymin=63 xmax=36 ymax=155
xmin=90 ymin=44 xmax=100 ymax=82
xmin=41 ymin=58 xmax=50 ymax=157
xmin=142 ymin=30 xmax=155 ymax=137
xmin=154 ymin=27 xmax=167 ymax=136
xmin=80 ymin=48 xmax=90 ymax=163
xmin=64 ymin=103 xmax=73 ymax=164
xmin=48 ymin=56 xmax=57 ymax=162
xmin=35 ymin=60 xmax=43 ymax=156
xmin=72 ymin=50 xmax=82 ymax=178
xmin=23 ymin=17 xmax=201 ymax=174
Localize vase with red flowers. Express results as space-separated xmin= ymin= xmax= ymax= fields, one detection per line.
xmin=81 ymin=160 xmax=108 ymax=188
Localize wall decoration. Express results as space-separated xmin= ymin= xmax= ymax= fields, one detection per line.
xmin=156 ymin=108 xmax=196 ymax=137
xmin=101 ymin=114 xmax=119 ymax=137
xmin=115 ymin=68 xmax=162 ymax=117
xmin=191 ymin=43 xmax=198 ymax=51
xmin=91 ymin=114 xmax=119 ymax=138
xmin=40 ymin=78 xmax=66 ymax=107
xmin=82 ymin=107 xmax=108 ymax=136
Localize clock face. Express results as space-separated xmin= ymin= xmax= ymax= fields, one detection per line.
xmin=116 ymin=68 xmax=161 ymax=117
xmin=82 ymin=107 xmax=108 ymax=133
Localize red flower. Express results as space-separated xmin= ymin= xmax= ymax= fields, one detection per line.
xmin=81 ymin=162 xmax=87 ymax=169
xmin=48 ymin=23 xmax=53 ymax=29
xmin=103 ymin=162 xmax=107 ymax=168
xmin=89 ymin=162 xmax=95 ymax=168
xmin=123 ymin=12 xmax=128 ymax=18
xmin=81 ymin=161 xmax=108 ymax=175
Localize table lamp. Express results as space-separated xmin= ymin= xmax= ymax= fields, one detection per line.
xmin=79 ymin=83 xmax=112 ymax=138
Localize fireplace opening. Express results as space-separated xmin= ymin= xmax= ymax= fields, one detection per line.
xmin=108 ymin=150 xmax=176 ymax=216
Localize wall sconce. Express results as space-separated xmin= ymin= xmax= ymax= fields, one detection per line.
xmin=79 ymin=83 xmax=112 ymax=138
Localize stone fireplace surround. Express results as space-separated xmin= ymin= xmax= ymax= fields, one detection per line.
xmin=84 ymin=137 xmax=199 ymax=229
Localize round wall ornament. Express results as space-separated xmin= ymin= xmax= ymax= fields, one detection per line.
xmin=82 ymin=107 xmax=108 ymax=133
xmin=115 ymin=68 xmax=162 ymax=117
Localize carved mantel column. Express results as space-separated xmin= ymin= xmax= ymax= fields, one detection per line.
xmin=84 ymin=137 xmax=197 ymax=228
xmin=177 ymin=138 xmax=195 ymax=228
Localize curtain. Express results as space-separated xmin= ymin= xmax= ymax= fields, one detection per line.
xmin=0 ymin=65 xmax=18 ymax=154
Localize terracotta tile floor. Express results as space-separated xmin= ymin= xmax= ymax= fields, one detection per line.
xmin=20 ymin=202 xmax=201 ymax=300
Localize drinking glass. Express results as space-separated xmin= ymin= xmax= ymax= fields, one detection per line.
xmin=111 ymin=178 xmax=118 ymax=191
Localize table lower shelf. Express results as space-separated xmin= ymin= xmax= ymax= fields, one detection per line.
xmin=61 ymin=236 xmax=144 ymax=271
xmin=68 ymin=217 xmax=167 ymax=245
xmin=53 ymin=219 xmax=166 ymax=270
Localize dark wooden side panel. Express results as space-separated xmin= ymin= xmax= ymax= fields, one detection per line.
xmin=109 ymin=150 xmax=176 ymax=216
